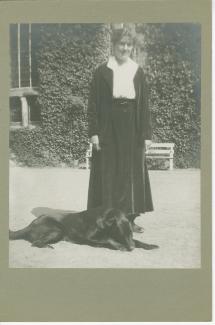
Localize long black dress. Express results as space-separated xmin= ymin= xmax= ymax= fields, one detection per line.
xmin=87 ymin=97 xmax=154 ymax=215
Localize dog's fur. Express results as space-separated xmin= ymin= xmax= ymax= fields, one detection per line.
xmin=9 ymin=207 xmax=158 ymax=251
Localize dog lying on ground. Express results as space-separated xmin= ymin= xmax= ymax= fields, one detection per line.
xmin=9 ymin=207 xmax=159 ymax=251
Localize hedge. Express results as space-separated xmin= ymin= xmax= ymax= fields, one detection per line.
xmin=10 ymin=23 xmax=200 ymax=168
xmin=10 ymin=24 xmax=111 ymax=166
xmin=136 ymin=23 xmax=201 ymax=168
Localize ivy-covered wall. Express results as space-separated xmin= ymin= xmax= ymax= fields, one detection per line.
xmin=136 ymin=23 xmax=201 ymax=168
xmin=10 ymin=23 xmax=200 ymax=168
xmin=10 ymin=23 xmax=111 ymax=166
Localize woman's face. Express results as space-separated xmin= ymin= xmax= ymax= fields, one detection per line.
xmin=113 ymin=36 xmax=133 ymax=64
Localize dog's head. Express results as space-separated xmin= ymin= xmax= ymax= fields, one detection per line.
xmin=98 ymin=208 xmax=135 ymax=251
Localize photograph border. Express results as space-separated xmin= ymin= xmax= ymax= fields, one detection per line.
xmin=0 ymin=0 xmax=212 ymax=321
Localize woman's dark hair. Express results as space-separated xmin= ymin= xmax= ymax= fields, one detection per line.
xmin=111 ymin=27 xmax=136 ymax=46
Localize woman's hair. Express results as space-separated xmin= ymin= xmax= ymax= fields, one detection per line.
xmin=111 ymin=27 xmax=136 ymax=46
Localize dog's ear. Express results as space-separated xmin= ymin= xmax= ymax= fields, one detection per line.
xmin=96 ymin=218 xmax=105 ymax=229
xmin=126 ymin=213 xmax=136 ymax=223
xmin=95 ymin=208 xmax=116 ymax=229
xmin=104 ymin=209 xmax=117 ymax=227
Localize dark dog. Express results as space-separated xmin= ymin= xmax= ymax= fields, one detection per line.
xmin=9 ymin=207 xmax=159 ymax=251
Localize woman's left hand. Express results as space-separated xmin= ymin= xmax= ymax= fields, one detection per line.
xmin=145 ymin=140 xmax=152 ymax=151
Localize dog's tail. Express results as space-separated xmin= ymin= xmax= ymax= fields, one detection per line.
xmin=9 ymin=228 xmax=28 ymax=240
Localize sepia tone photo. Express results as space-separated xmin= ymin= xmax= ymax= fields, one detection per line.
xmin=9 ymin=22 xmax=201 ymax=268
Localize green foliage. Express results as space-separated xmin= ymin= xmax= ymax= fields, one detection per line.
xmin=136 ymin=24 xmax=201 ymax=168
xmin=10 ymin=23 xmax=200 ymax=168
xmin=37 ymin=24 xmax=110 ymax=165
xmin=10 ymin=24 xmax=110 ymax=167
xmin=146 ymin=158 xmax=170 ymax=170
xmin=9 ymin=127 xmax=62 ymax=167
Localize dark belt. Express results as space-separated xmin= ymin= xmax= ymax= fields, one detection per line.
xmin=113 ymin=98 xmax=136 ymax=105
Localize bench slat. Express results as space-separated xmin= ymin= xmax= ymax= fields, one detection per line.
xmin=146 ymin=150 xmax=173 ymax=155
xmin=146 ymin=155 xmax=173 ymax=159
xmin=150 ymin=144 xmax=174 ymax=150
xmin=150 ymin=142 xmax=174 ymax=145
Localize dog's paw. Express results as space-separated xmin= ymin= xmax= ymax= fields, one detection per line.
xmin=31 ymin=241 xmax=54 ymax=249
xmin=47 ymin=244 xmax=54 ymax=249
xmin=143 ymin=244 xmax=159 ymax=250
xmin=118 ymin=246 xmax=129 ymax=251
xmin=117 ymin=245 xmax=135 ymax=252
xmin=134 ymin=240 xmax=159 ymax=250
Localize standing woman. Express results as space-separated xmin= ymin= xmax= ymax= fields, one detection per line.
xmin=87 ymin=27 xmax=153 ymax=233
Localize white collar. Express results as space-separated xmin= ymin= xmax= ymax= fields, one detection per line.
xmin=107 ymin=56 xmax=138 ymax=73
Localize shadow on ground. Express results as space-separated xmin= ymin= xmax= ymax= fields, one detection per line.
xmin=9 ymin=168 xmax=200 ymax=268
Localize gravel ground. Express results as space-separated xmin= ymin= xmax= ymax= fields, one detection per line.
xmin=9 ymin=167 xmax=200 ymax=268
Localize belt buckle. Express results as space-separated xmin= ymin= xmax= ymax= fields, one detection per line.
xmin=120 ymin=100 xmax=127 ymax=105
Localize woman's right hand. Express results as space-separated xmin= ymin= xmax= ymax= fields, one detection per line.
xmin=90 ymin=135 xmax=101 ymax=151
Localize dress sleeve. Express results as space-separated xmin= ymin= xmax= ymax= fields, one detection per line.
xmin=141 ymin=70 xmax=152 ymax=140
xmin=87 ymin=69 xmax=100 ymax=138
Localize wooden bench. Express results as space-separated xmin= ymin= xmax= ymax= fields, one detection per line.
xmin=145 ymin=143 xmax=175 ymax=170
xmin=85 ymin=142 xmax=175 ymax=170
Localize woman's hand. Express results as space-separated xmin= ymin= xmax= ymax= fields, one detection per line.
xmin=90 ymin=135 xmax=101 ymax=151
xmin=145 ymin=140 xmax=152 ymax=151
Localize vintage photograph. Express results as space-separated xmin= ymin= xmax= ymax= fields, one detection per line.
xmin=9 ymin=23 xmax=201 ymax=268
